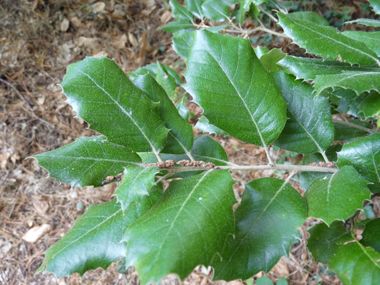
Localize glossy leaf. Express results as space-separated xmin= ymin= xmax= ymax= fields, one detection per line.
xmin=37 ymin=184 xmax=162 ymax=277
xmin=123 ymin=170 xmax=236 ymax=284
xmin=337 ymin=133 xmax=380 ymax=184
xmin=273 ymin=71 xmax=334 ymax=154
xmin=114 ymin=165 xmax=160 ymax=212
xmin=195 ymin=117 xmax=226 ymax=136
xmin=212 ymin=177 xmax=307 ymax=281
xmin=329 ymin=240 xmax=380 ymax=285
xmin=342 ymin=31 xmax=380 ymax=57
xmin=205 ymin=24 xmax=231 ymax=33
xmin=333 ymin=120 xmax=371 ymax=142
xmin=133 ymin=73 xmax=193 ymax=154
xmin=361 ymin=218 xmax=380 ymax=253
xmin=308 ymin=221 xmax=351 ymax=264
xmin=277 ymin=56 xmax=380 ymax=81
xmin=314 ymin=71 xmax=380 ymax=96
xmin=60 ymin=57 xmax=169 ymax=152
xmin=32 ymin=136 xmax=141 ymax=187
xmin=305 ymin=166 xmax=371 ymax=225
xmin=184 ymin=0 xmax=206 ymax=18
xmin=277 ymin=12 xmax=380 ymax=66
xmin=257 ymin=48 xmax=286 ymax=72
xmin=160 ymin=20 xmax=194 ymax=33
xmin=370 ymin=0 xmax=380 ymax=14
xmin=358 ymin=91 xmax=380 ymax=119
xmin=170 ymin=0 xmax=193 ymax=21
xmin=288 ymin=11 xmax=329 ymax=26
xmin=173 ymin=30 xmax=194 ymax=60
xmin=345 ymin=18 xmax=380 ymax=27
xmin=184 ymin=30 xmax=287 ymax=147
xmin=202 ymin=0 xmax=230 ymax=22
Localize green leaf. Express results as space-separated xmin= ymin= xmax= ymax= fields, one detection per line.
xmin=132 ymin=73 xmax=193 ymax=154
xmin=212 ymin=177 xmax=307 ymax=281
xmin=160 ymin=20 xmax=194 ymax=33
xmin=273 ymin=71 xmax=334 ymax=154
xmin=123 ymin=170 xmax=236 ymax=284
xmin=345 ymin=18 xmax=380 ymax=27
xmin=369 ymin=0 xmax=380 ymax=14
xmin=258 ymin=48 xmax=286 ymax=72
xmin=337 ymin=133 xmax=380 ymax=184
xmin=342 ymin=31 xmax=380 ymax=57
xmin=251 ymin=0 xmax=268 ymax=4
xmin=314 ymin=71 xmax=380 ymax=96
xmin=333 ymin=120 xmax=371 ymax=142
xmin=173 ymin=30 xmax=194 ymax=60
xmin=277 ymin=12 xmax=380 ymax=66
xmin=361 ymin=218 xmax=380 ymax=253
xmin=195 ymin=117 xmax=226 ymax=136
xmin=358 ymin=91 xmax=380 ymax=119
xmin=305 ymin=166 xmax=371 ymax=225
xmin=329 ymin=240 xmax=380 ymax=285
xmin=184 ymin=0 xmax=206 ymax=18
xmin=204 ymin=23 xmax=231 ymax=33
xmin=256 ymin=276 xmax=274 ymax=285
xmin=184 ymin=30 xmax=287 ymax=147
xmin=288 ymin=11 xmax=329 ymax=26
xmin=277 ymin=277 xmax=289 ymax=285
xmin=307 ymin=221 xmax=351 ymax=264
xmin=60 ymin=57 xmax=169 ymax=152
xmin=114 ymin=165 xmax=160 ymax=212
xmin=202 ymin=0 xmax=230 ymax=22
xmin=277 ymin=56 xmax=380 ymax=81
xmin=31 ymin=136 xmax=141 ymax=187
xmin=170 ymin=0 xmax=193 ymax=21
xmin=36 ymin=184 xmax=162 ymax=277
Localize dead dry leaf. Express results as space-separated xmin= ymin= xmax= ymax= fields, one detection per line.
xmin=161 ymin=10 xmax=172 ymax=24
xmin=32 ymin=199 xmax=49 ymax=214
xmin=60 ymin=18 xmax=69 ymax=32
xmin=91 ymin=2 xmax=106 ymax=13
xmin=22 ymin=224 xmax=51 ymax=243
xmin=113 ymin=34 xmax=127 ymax=49
xmin=128 ymin=32 xmax=138 ymax=48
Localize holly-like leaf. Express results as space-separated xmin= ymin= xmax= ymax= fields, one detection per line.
xmin=345 ymin=18 xmax=380 ymax=27
xmin=337 ymin=133 xmax=380 ymax=184
xmin=60 ymin=57 xmax=169 ymax=153
xmin=342 ymin=31 xmax=380 ymax=57
xmin=273 ymin=71 xmax=334 ymax=154
xmin=314 ymin=71 xmax=380 ymax=96
xmin=201 ymin=0 xmax=230 ymax=22
xmin=361 ymin=218 xmax=380 ymax=253
xmin=184 ymin=30 xmax=287 ymax=148
xmin=133 ymin=73 xmax=193 ymax=155
xmin=173 ymin=30 xmax=194 ymax=61
xmin=195 ymin=117 xmax=226 ymax=136
xmin=277 ymin=12 xmax=380 ymax=66
xmin=277 ymin=56 xmax=380 ymax=81
xmin=333 ymin=120 xmax=371 ymax=142
xmin=305 ymin=166 xmax=371 ymax=225
xmin=123 ymin=170 xmax=236 ymax=285
xmin=288 ymin=11 xmax=329 ymax=26
xmin=114 ymin=165 xmax=160 ymax=212
xmin=184 ymin=0 xmax=206 ymax=18
xmin=36 ymin=184 xmax=162 ymax=277
xmin=170 ymin=0 xmax=193 ymax=21
xmin=212 ymin=177 xmax=307 ymax=281
xmin=329 ymin=240 xmax=380 ymax=285
xmin=308 ymin=221 xmax=351 ymax=264
xmin=257 ymin=48 xmax=286 ymax=72
xmin=369 ymin=0 xmax=380 ymax=14
xmin=31 ymin=136 xmax=141 ymax=187
xmin=160 ymin=20 xmax=194 ymax=33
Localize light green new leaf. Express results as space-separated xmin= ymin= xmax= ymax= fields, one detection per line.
xmin=277 ymin=12 xmax=380 ymax=66
xmin=184 ymin=30 xmax=287 ymax=148
xmin=133 ymin=73 xmax=193 ymax=154
xmin=170 ymin=0 xmax=193 ymax=21
xmin=114 ymin=165 xmax=160 ymax=212
xmin=123 ymin=170 xmax=236 ymax=285
xmin=160 ymin=20 xmax=194 ymax=33
xmin=173 ymin=30 xmax=194 ymax=60
xmin=342 ymin=31 xmax=380 ymax=57
xmin=337 ymin=133 xmax=380 ymax=184
xmin=308 ymin=221 xmax=351 ymax=264
xmin=305 ymin=166 xmax=371 ymax=225
xmin=212 ymin=177 xmax=307 ymax=281
xmin=288 ymin=11 xmax=329 ymax=26
xmin=32 ymin=136 xmax=141 ymax=187
xmin=195 ymin=117 xmax=226 ymax=136
xmin=333 ymin=120 xmax=371 ymax=142
xmin=277 ymin=56 xmax=380 ymax=81
xmin=184 ymin=0 xmax=205 ymax=18
xmin=273 ymin=71 xmax=334 ymax=154
xmin=202 ymin=0 xmax=230 ymax=22
xmin=314 ymin=71 xmax=380 ymax=96
xmin=361 ymin=218 xmax=380 ymax=253
xmin=329 ymin=240 xmax=380 ymax=285
xmin=60 ymin=57 xmax=169 ymax=152
xmin=258 ymin=48 xmax=286 ymax=72
xmin=36 ymin=184 xmax=162 ymax=277
xmin=345 ymin=18 xmax=380 ymax=27
xmin=256 ymin=277 xmax=274 ymax=285
xmin=369 ymin=0 xmax=380 ymax=14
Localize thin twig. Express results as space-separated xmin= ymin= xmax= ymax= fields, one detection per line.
xmin=0 ymin=78 xmax=54 ymax=128
xmin=258 ymin=6 xmax=278 ymax=23
xmin=332 ymin=118 xmax=377 ymax=134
